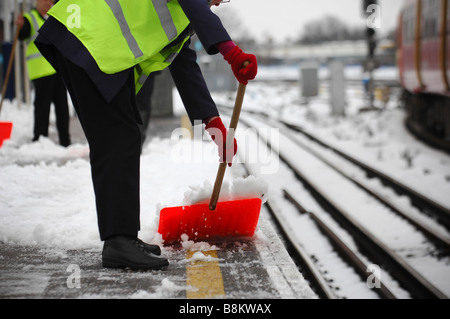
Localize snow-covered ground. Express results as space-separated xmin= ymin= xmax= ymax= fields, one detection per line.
xmin=0 ymin=100 xmax=268 ymax=249
xmin=1 ymin=65 xmax=449 ymax=298
xmin=212 ymin=65 xmax=450 ymax=212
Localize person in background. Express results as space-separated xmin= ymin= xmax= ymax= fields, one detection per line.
xmin=34 ymin=0 xmax=257 ymax=270
xmin=16 ymin=0 xmax=71 ymax=147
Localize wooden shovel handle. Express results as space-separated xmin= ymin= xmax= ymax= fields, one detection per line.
xmin=209 ymin=82 xmax=247 ymax=210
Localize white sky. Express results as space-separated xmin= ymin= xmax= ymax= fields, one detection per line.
xmin=213 ymin=0 xmax=404 ymax=43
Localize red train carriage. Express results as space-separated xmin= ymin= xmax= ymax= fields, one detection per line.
xmin=397 ymin=0 xmax=450 ymax=151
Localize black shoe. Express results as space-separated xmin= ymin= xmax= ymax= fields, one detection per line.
xmin=102 ymin=236 xmax=168 ymax=270
xmin=135 ymin=238 xmax=161 ymax=256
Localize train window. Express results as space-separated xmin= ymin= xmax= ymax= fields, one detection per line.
xmin=422 ymin=0 xmax=440 ymax=39
xmin=424 ymin=18 xmax=438 ymax=38
xmin=403 ymin=5 xmax=415 ymax=43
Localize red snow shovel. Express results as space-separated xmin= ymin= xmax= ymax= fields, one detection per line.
xmin=0 ymin=24 xmax=20 ymax=148
xmin=158 ymin=82 xmax=262 ymax=244
xmin=0 ymin=122 xmax=13 ymax=148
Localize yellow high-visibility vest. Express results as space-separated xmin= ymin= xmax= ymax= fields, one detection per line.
xmin=49 ymin=0 xmax=191 ymax=93
xmin=24 ymin=9 xmax=56 ymax=80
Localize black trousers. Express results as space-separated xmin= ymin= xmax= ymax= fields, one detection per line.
xmin=48 ymin=50 xmax=143 ymax=241
xmin=32 ymin=74 xmax=71 ymax=146
xmin=136 ymin=72 xmax=156 ymax=146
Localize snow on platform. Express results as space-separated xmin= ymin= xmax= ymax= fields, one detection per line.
xmin=0 ymin=217 xmax=316 ymax=299
xmin=0 ymin=100 xmax=316 ymax=299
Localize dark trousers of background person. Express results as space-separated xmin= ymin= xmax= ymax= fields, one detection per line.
xmin=49 ymin=49 xmax=142 ymax=241
xmin=32 ymin=74 xmax=71 ymax=146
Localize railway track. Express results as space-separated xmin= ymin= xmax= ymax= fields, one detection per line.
xmin=281 ymin=120 xmax=450 ymax=234
xmin=225 ymin=109 xmax=450 ymax=299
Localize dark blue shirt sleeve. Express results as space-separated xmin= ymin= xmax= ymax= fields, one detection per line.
xmin=169 ymin=40 xmax=220 ymax=125
xmin=178 ymin=0 xmax=232 ymax=54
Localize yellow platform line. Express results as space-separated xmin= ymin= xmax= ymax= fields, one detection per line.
xmin=186 ymin=250 xmax=225 ymax=299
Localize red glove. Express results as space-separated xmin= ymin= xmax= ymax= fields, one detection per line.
xmin=205 ymin=117 xmax=237 ymax=167
xmin=224 ymin=46 xmax=257 ymax=85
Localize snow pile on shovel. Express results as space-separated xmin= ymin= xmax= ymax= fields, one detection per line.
xmin=181 ymin=175 xmax=268 ymax=206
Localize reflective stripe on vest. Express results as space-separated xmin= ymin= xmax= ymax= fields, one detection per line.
xmin=27 ymin=11 xmax=39 ymax=43
xmin=26 ymin=13 xmax=43 ymax=61
xmin=26 ymin=52 xmax=43 ymax=61
xmin=135 ymin=65 xmax=146 ymax=85
xmin=104 ymin=0 xmax=144 ymax=60
xmin=24 ymin=10 xmax=56 ymax=80
xmin=104 ymin=0 xmax=180 ymax=59
xmin=153 ymin=0 xmax=178 ymax=41
xmin=49 ymin=0 xmax=191 ymax=75
xmin=135 ymin=49 xmax=181 ymax=86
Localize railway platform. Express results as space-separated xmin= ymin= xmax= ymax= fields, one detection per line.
xmin=0 ymin=215 xmax=317 ymax=300
xmin=0 ymin=115 xmax=317 ymax=300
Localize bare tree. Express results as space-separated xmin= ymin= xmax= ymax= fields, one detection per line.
xmin=214 ymin=7 xmax=252 ymax=43
xmin=299 ymin=15 xmax=365 ymax=44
